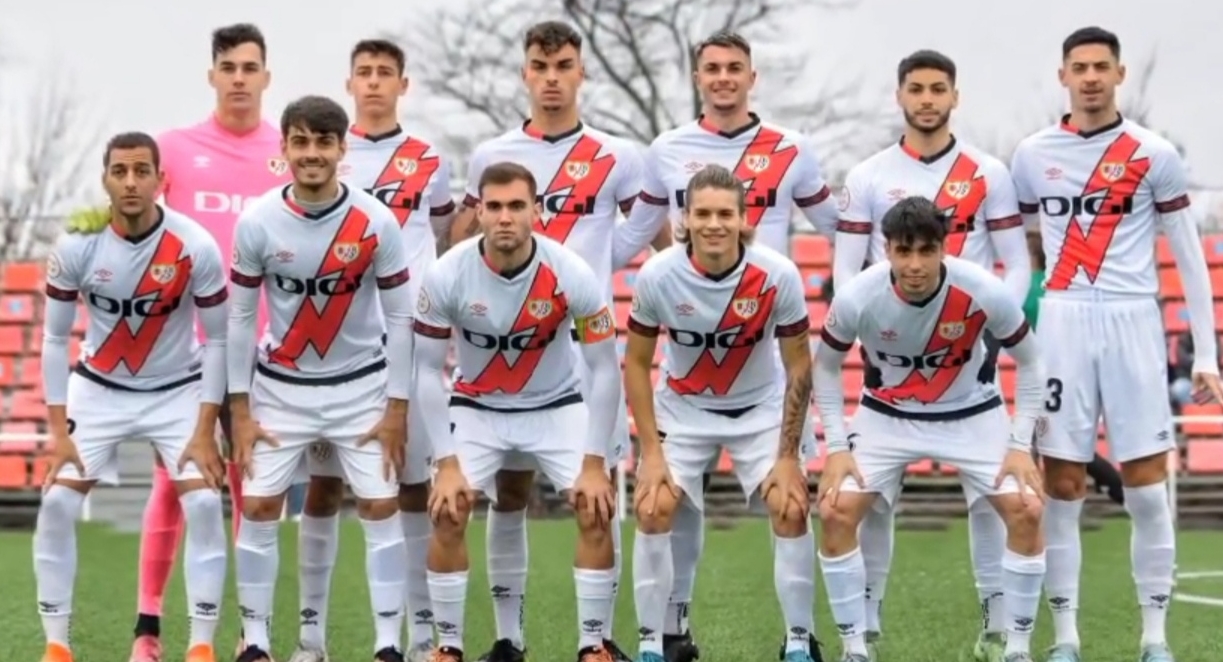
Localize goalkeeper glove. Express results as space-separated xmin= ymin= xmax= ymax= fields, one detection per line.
xmin=65 ymin=206 xmax=112 ymax=234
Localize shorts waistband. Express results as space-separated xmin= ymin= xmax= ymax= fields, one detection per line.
xmin=859 ymin=394 xmax=1001 ymax=421
xmin=74 ymin=363 xmax=201 ymax=393
xmin=450 ymin=390 xmax=582 ymax=413
xmin=255 ymin=358 xmax=386 ymax=387
xmin=1042 ymin=289 xmax=1157 ymax=303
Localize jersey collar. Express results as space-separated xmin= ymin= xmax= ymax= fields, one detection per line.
xmin=479 ymin=236 xmax=537 ymax=280
xmin=1059 ymin=113 xmax=1124 ymax=139
xmin=111 ymin=205 xmax=166 ymax=244
xmin=348 ymin=125 xmax=403 ymax=142
xmin=281 ymin=183 xmax=351 ymax=220
xmin=889 ymin=263 xmax=947 ymax=308
xmin=521 ymin=120 xmax=583 ymax=143
xmin=696 ymin=112 xmax=761 ymax=139
xmin=686 ymin=242 xmax=745 ymax=281
xmin=898 ymin=135 xmax=957 ymax=164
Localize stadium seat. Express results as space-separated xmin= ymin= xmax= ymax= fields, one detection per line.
xmin=998 ymin=366 xmax=1016 ymax=397
xmin=17 ymin=358 xmax=40 ymax=388
xmin=1 ymin=262 xmax=42 ymax=294
xmin=0 ymin=294 xmax=35 ymax=324
xmin=613 ymin=300 xmax=632 ymax=331
xmin=0 ymin=355 xmax=14 ymax=387
xmin=906 ymin=459 xmax=934 ymax=474
xmin=612 ymin=270 xmax=637 ymax=299
xmin=1203 ymin=235 xmax=1223 ymax=267
xmin=1186 ymin=441 xmax=1223 ymax=474
xmin=30 ymin=455 xmax=49 ymax=486
xmin=0 ymin=455 xmax=28 ymax=488
xmin=1178 ymin=404 xmax=1217 ymax=438
xmin=842 ymin=368 xmax=863 ymax=400
xmin=1163 ymin=302 xmax=1188 ymax=333
xmin=1155 ymin=237 xmax=1174 ymax=267
xmin=8 ymin=389 xmax=44 ymax=421
xmin=626 ymin=251 xmax=649 ymax=268
xmin=806 ymin=301 xmax=828 ymax=327
xmin=790 ymin=235 xmax=831 ymax=267
xmin=799 ymin=268 xmax=829 ymax=299
xmin=1158 ymin=268 xmax=1181 ymax=299
xmin=0 ymin=325 xmax=23 ymax=356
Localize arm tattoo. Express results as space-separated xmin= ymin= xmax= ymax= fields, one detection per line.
xmin=780 ymin=367 xmax=812 ymax=457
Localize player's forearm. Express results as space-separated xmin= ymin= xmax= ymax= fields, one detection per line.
xmin=226 ymin=284 xmax=261 ymax=396
xmin=831 ymin=230 xmax=870 ymax=290
xmin=780 ymin=360 xmax=813 ymax=459
xmin=579 ymin=341 xmax=621 ymax=459
xmin=412 ymin=333 xmax=455 ymax=459
xmin=1003 ymin=333 xmax=1045 ymax=449
xmin=40 ymin=297 xmax=77 ymax=407
xmin=430 ymin=211 xmax=456 ymax=255
xmin=612 ymin=200 xmax=669 ymax=270
xmin=197 ymin=302 xmax=228 ymax=406
xmin=813 ymin=345 xmax=851 ymax=453
xmin=449 ymin=205 xmax=479 ymax=246
xmin=1165 ymin=209 xmax=1220 ymax=373
xmin=991 ymin=225 xmax=1032 ymax=305
xmin=378 ymin=286 xmax=414 ymax=400
xmin=624 ymin=360 xmax=662 ymax=457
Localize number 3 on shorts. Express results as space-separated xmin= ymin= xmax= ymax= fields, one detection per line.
xmin=1044 ymin=377 xmax=1063 ymax=413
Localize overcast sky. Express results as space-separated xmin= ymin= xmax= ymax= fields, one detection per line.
xmin=4 ymin=0 xmax=1222 ymax=197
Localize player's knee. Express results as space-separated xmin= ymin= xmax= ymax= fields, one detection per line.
xmin=398 ymin=481 xmax=429 ymax=512
xmin=817 ymin=497 xmax=864 ymax=553
xmin=993 ymin=494 xmax=1042 ymax=540
xmin=355 ymin=496 xmax=398 ymax=520
xmin=431 ymin=506 xmax=471 ymax=546
xmin=1043 ymin=458 xmax=1087 ymax=499
xmin=1119 ymin=451 xmax=1169 ymax=487
xmin=573 ymin=497 xmax=613 ymax=543
xmin=179 ymin=487 xmax=223 ymax=521
xmin=493 ymin=470 xmax=535 ymax=511
xmin=765 ymin=492 xmax=809 ymax=537
xmin=39 ymin=483 xmax=88 ymax=523
xmin=304 ymin=476 xmax=345 ymax=516
xmin=634 ymin=489 xmax=679 ymax=534
xmin=243 ymin=495 xmax=284 ymax=522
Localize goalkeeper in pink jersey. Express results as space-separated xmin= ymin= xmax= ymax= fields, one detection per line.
xmin=66 ymin=23 xmax=291 ymax=662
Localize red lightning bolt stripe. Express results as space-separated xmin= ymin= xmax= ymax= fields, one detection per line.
xmin=930 ymin=153 xmax=987 ymax=257
xmin=371 ymin=137 xmax=442 ymax=226
xmin=731 ymin=127 xmax=798 ymax=228
xmin=534 ymin=135 xmax=617 ymax=244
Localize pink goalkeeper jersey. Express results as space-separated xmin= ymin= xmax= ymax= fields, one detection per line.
xmin=158 ymin=115 xmax=292 ymax=328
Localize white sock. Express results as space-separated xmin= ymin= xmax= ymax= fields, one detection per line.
xmin=298 ymin=513 xmax=339 ymax=650
xmin=1043 ymin=497 xmax=1084 ymax=648
xmin=428 ymin=570 xmax=468 ymax=651
xmin=363 ymin=515 xmax=407 ymax=652
xmin=401 ymin=510 xmax=434 ymax=648
xmin=666 ymin=498 xmax=703 ymax=635
xmin=607 ymin=507 xmax=622 ymax=638
xmin=486 ymin=506 xmax=528 ymax=648
xmin=632 ymin=531 xmax=673 ymax=655
xmin=180 ymin=489 xmax=227 ymax=648
xmin=1124 ymin=482 xmax=1176 ymax=647
xmin=235 ymin=517 xmax=281 ymax=651
xmin=1001 ymin=548 xmax=1046 ymax=656
xmin=774 ymin=530 xmax=817 ymax=653
xmin=575 ymin=567 xmax=616 ymax=649
xmin=34 ymin=485 xmax=85 ymax=648
xmin=968 ymin=499 xmax=1006 ymax=634
xmin=819 ymin=548 xmax=868 ymax=656
xmin=859 ymin=505 xmax=894 ymax=633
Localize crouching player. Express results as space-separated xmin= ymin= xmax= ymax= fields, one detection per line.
xmin=624 ymin=165 xmax=819 ymax=662
xmin=814 ymin=196 xmax=1047 ymax=662
xmin=36 ymin=132 xmax=230 ymax=662
xmin=411 ymin=162 xmax=625 ymax=662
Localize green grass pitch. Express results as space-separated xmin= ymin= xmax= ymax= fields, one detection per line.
xmin=1 ymin=519 xmax=1221 ymax=661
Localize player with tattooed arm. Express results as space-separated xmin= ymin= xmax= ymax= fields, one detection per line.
xmin=1010 ymin=27 xmax=1222 ymax=662
xmin=624 ymin=165 xmax=818 ymax=662
xmin=35 ymin=132 xmax=230 ymax=662
xmin=227 ymin=97 xmax=414 ymax=662
xmin=413 ymin=162 xmax=623 ymax=662
xmin=815 ymin=197 xmax=1047 ymax=662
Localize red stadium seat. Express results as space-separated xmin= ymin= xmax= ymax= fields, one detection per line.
xmin=1155 ymin=237 xmax=1174 ymax=267
xmin=0 ymin=325 xmax=23 ymax=356
xmin=1162 ymin=302 xmax=1188 ymax=333
xmin=0 ymin=294 xmax=35 ymax=324
xmin=798 ymin=268 xmax=829 ymax=299
xmin=30 ymin=455 xmax=50 ymax=486
xmin=1178 ymin=404 xmax=1218 ymax=438
xmin=612 ymin=270 xmax=637 ymax=299
xmin=613 ymin=300 xmax=632 ymax=331
xmin=806 ymin=301 xmax=829 ymax=328
xmin=0 ymin=455 xmax=29 ymax=488
xmin=1 ymin=262 xmax=42 ymax=294
xmin=1186 ymin=441 xmax=1223 ymax=474
xmin=8 ymin=388 xmax=44 ymax=421
xmin=790 ymin=235 xmax=831 ymax=267
xmin=0 ymin=355 xmax=14 ymax=387
xmin=17 ymin=358 xmax=40 ymax=388
xmin=1203 ymin=235 xmax=1223 ymax=267
xmin=1158 ymin=268 xmax=1181 ymax=299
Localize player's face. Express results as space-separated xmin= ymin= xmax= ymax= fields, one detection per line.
xmin=1059 ymin=44 xmax=1126 ymax=114
xmin=208 ymin=43 xmax=270 ymax=113
xmin=347 ymin=52 xmax=408 ymax=117
xmin=522 ymin=44 xmax=583 ymax=114
xmin=478 ymin=180 xmax=540 ymax=253
xmin=694 ymin=46 xmax=755 ymax=113
xmin=102 ymin=147 xmax=162 ymax=218
xmin=897 ymin=68 xmax=957 ymax=134
xmin=282 ymin=126 xmax=346 ymax=191
xmin=684 ymin=187 xmax=745 ymax=258
xmin=886 ymin=238 xmax=944 ymax=299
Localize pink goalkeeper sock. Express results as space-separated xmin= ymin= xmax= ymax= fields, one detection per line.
xmin=137 ymin=464 xmax=184 ymax=616
xmin=228 ymin=461 xmax=244 ymax=539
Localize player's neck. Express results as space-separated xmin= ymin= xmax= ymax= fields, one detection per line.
xmin=354 ymin=113 xmax=400 ymax=137
xmin=527 ymin=108 xmax=581 ymax=136
xmin=700 ymin=107 xmax=754 ymax=133
xmin=901 ymin=127 xmax=953 ymax=157
xmin=692 ymin=244 xmax=741 ymax=275
xmin=484 ymin=238 xmax=535 ymax=273
xmin=213 ymin=107 xmax=262 ymax=135
xmin=1067 ymin=107 xmax=1121 ymax=133
xmin=111 ymin=205 xmax=161 ymax=238
xmin=291 ymin=179 xmax=342 ymax=206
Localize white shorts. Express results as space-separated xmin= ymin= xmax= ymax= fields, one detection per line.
xmin=1036 ymin=295 xmax=1174 ymax=463
xmin=60 ymin=373 xmax=204 ymax=484
xmin=247 ymin=366 xmax=396 ymax=500
xmin=450 ymin=402 xmax=593 ymax=501
xmin=841 ymin=404 xmax=1023 ymax=508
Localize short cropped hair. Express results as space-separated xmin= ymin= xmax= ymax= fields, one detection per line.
xmin=676 ymin=165 xmax=753 ymax=244
xmin=881 ymin=196 xmax=947 ymax=246
xmin=693 ymin=31 xmax=752 ymax=66
xmin=103 ymin=132 xmax=160 ymax=170
xmin=1062 ymin=26 xmax=1121 ymax=60
xmin=478 ymin=162 xmax=538 ymax=200
xmin=897 ymin=49 xmax=956 ymax=85
xmin=212 ymin=23 xmax=266 ymax=62
xmin=523 ymin=21 xmax=582 ymax=55
xmin=351 ymin=39 xmax=406 ymax=74
xmin=280 ymin=96 xmax=349 ymax=139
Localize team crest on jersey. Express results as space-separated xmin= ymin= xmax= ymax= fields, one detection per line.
xmin=564 ymin=161 xmax=590 ymax=180
xmin=267 ymin=158 xmax=288 ymax=176
xmin=395 ymin=158 xmax=418 ymax=175
xmin=46 ymin=253 xmax=62 ymax=278
xmin=732 ymin=297 xmax=759 ymax=319
xmin=938 ymin=321 xmax=965 ymax=340
xmin=332 ymin=243 xmax=361 ymax=263
xmin=1098 ymin=162 xmax=1126 ymax=182
xmin=744 ymin=155 xmax=770 ymax=173
xmin=526 ymin=298 xmax=553 ymax=319
xmin=836 ymin=186 xmax=851 ymax=212
xmin=416 ymin=290 xmax=431 ymax=315
xmin=943 ymin=181 xmax=972 ymax=200
xmin=149 ymin=264 xmax=177 ymax=284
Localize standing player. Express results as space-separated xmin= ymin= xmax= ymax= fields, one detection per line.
xmin=1010 ymin=27 xmax=1222 ymax=662
xmin=815 ymin=197 xmax=1047 ymax=662
xmin=413 ymin=162 xmax=623 ymax=662
xmin=831 ymin=50 xmax=1029 ymax=662
xmin=447 ymin=21 xmax=642 ymax=661
xmin=35 ymin=132 xmax=230 ymax=662
xmin=611 ymin=31 xmax=837 ymax=662
xmin=290 ymin=38 xmax=456 ymax=662
xmin=624 ymin=166 xmax=818 ymax=662
xmin=227 ymin=96 xmax=414 ymax=662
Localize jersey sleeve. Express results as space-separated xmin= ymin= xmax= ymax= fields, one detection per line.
xmin=44 ymin=236 xmax=86 ymax=298
xmin=836 ymin=164 xmax=874 ymax=234
xmin=1150 ymin=147 xmax=1192 ymax=214
xmin=773 ymin=261 xmax=812 ymax=338
xmin=372 ymin=206 xmax=411 ymax=287
xmin=1009 ymin=142 xmax=1041 ymax=224
xmin=983 ymin=160 xmax=1023 ymax=231
xmin=613 ymin=142 xmax=645 ymax=210
xmin=230 ymin=211 xmax=266 ymax=286
xmin=818 ymin=285 xmax=862 ymax=352
xmin=981 ymin=275 xmax=1031 ymax=348
xmin=791 ymin=137 xmax=832 ymax=207
xmin=429 ymin=154 xmax=457 ymax=216
xmin=564 ymin=254 xmax=616 ymax=345
xmin=637 ymin=140 xmax=670 ymax=206
xmin=412 ymin=262 xmax=454 ymax=337
xmin=190 ymin=233 xmax=229 ymax=305
xmin=462 ymin=143 xmax=491 ymax=208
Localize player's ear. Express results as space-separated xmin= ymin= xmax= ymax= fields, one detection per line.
xmin=748 ymin=68 xmax=757 ymax=90
xmin=345 ymin=77 xmax=354 ymax=95
xmin=533 ymin=199 xmax=544 ymax=220
xmin=400 ymin=75 xmax=410 ymax=97
xmin=207 ymin=67 xmax=216 ymax=89
xmin=280 ymin=138 xmax=289 ymax=160
xmin=950 ymin=87 xmax=960 ymax=110
xmin=1057 ymin=65 xmax=1068 ymax=88
xmin=1115 ymin=62 xmax=1126 ymax=84
xmin=263 ymin=69 xmax=273 ymax=90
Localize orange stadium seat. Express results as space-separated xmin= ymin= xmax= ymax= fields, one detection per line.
xmin=612 ymin=270 xmax=637 ymax=299
xmin=1178 ymin=404 xmax=1217 ymax=438
xmin=1159 ymin=268 xmax=1181 ymax=299
xmin=613 ymin=300 xmax=632 ymax=331
xmin=1155 ymin=237 xmax=1173 ymax=267
xmin=0 ymin=455 xmax=29 ymax=488
xmin=1186 ymin=441 xmax=1223 ymax=474
xmin=0 ymin=325 xmax=23 ymax=356
xmin=790 ymin=235 xmax=831 ymax=267
xmin=0 ymin=294 xmax=35 ymax=324
xmin=30 ymin=455 xmax=50 ymax=486
xmin=8 ymin=388 xmax=44 ymax=421
xmin=806 ymin=301 xmax=828 ymax=328
xmin=799 ymin=268 xmax=829 ymax=299
xmin=17 ymin=357 xmax=40 ymax=388
xmin=1 ymin=262 xmax=42 ymax=294
xmin=1163 ymin=302 xmax=1188 ymax=333
xmin=1203 ymin=235 xmax=1223 ymax=267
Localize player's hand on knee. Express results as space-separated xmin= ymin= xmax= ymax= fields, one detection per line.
xmin=633 ymin=451 xmax=679 ymax=517
xmin=1191 ymin=371 xmax=1223 ymax=405
xmin=231 ymin=417 xmax=276 ymax=479
xmin=45 ymin=428 xmax=85 ymax=491
xmin=358 ymin=413 xmax=407 ymax=482
xmin=817 ymin=451 xmax=863 ymax=508
xmin=996 ymin=448 xmax=1043 ymax=503
xmin=428 ymin=459 xmax=475 ymax=525
xmin=571 ymin=461 xmax=615 ymax=525
xmin=64 ymin=205 xmax=111 ymax=234
xmin=180 ymin=428 xmax=225 ymax=490
xmin=762 ymin=456 xmax=809 ymax=520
